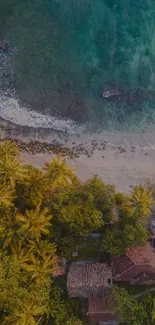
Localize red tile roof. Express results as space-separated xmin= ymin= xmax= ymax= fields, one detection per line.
xmin=126 ymin=243 xmax=155 ymax=266
xmin=112 ymin=254 xmax=133 ymax=278
xmin=88 ymin=298 xmax=118 ymax=323
xmin=112 ymin=242 xmax=155 ymax=282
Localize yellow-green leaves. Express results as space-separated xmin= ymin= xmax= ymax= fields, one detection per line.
xmin=43 ymin=154 xmax=78 ymax=189
xmin=0 ymin=182 xmax=16 ymax=208
xmin=123 ymin=185 xmax=154 ymax=217
xmin=0 ymin=156 xmax=27 ymax=188
xmin=16 ymin=207 xmax=52 ymax=241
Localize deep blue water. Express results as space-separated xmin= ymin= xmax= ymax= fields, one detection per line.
xmin=1 ymin=0 xmax=155 ymax=131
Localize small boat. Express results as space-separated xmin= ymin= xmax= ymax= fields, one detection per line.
xmin=0 ymin=40 xmax=9 ymax=52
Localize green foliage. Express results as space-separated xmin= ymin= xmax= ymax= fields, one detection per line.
xmin=66 ymin=317 xmax=83 ymax=325
xmin=0 ymin=182 xmax=16 ymax=208
xmin=0 ymin=254 xmax=50 ymax=323
xmin=17 ymin=165 xmax=48 ymax=207
xmin=59 ymin=202 xmax=103 ymax=235
xmin=101 ymin=227 xmax=124 ymax=255
xmin=0 ymin=140 xmax=155 ymax=325
xmin=101 ymin=196 xmax=149 ymax=255
xmin=16 ymin=206 xmax=52 ymax=241
xmin=111 ymin=286 xmax=155 ymax=325
xmin=114 ymin=192 xmax=124 ymax=205
xmin=122 ymin=185 xmax=154 ymax=217
xmin=0 ymin=141 xmax=20 ymax=158
xmin=83 ymin=175 xmax=115 ymax=221
xmin=43 ymin=154 xmax=79 ymax=190
xmin=49 ymin=285 xmax=80 ymax=325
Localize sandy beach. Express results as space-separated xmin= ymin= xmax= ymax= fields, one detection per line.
xmin=1 ymin=117 xmax=155 ymax=193
xmin=21 ymin=145 xmax=155 ymax=193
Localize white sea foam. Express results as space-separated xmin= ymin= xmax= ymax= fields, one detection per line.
xmin=0 ymin=95 xmax=84 ymax=134
xmin=0 ymin=50 xmax=85 ymax=134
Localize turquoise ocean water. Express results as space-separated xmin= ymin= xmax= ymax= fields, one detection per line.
xmin=1 ymin=0 xmax=155 ymax=132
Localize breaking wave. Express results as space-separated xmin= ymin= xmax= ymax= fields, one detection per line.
xmin=0 ymin=95 xmax=85 ymax=134
xmin=0 ymin=51 xmax=85 ymax=134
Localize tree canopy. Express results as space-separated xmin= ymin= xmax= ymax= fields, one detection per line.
xmin=0 ymin=140 xmax=154 ymax=324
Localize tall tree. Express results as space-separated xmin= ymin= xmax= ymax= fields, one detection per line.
xmin=0 ymin=182 xmax=16 ymax=208
xmin=122 ymin=185 xmax=154 ymax=217
xmin=0 ymin=141 xmax=19 ymax=158
xmin=111 ymin=286 xmax=155 ymax=325
xmin=22 ymin=253 xmax=57 ymax=284
xmin=0 ymin=155 xmax=27 ymax=188
xmin=83 ymin=175 xmax=115 ymax=221
xmin=16 ymin=206 xmax=52 ymax=241
xmin=18 ymin=165 xmax=48 ymax=207
xmin=43 ymin=154 xmax=78 ymax=189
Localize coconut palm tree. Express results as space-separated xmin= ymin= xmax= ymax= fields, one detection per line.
xmin=0 ymin=155 xmax=27 ymax=187
xmin=33 ymin=240 xmax=56 ymax=261
xmin=22 ymin=253 xmax=57 ymax=283
xmin=2 ymin=300 xmax=46 ymax=325
xmin=43 ymin=154 xmax=77 ymax=189
xmin=0 ymin=182 xmax=16 ymax=208
xmin=20 ymin=165 xmax=48 ymax=206
xmin=122 ymin=185 xmax=154 ymax=217
xmin=0 ymin=209 xmax=20 ymax=248
xmin=16 ymin=207 xmax=52 ymax=241
xmin=0 ymin=140 xmax=19 ymax=159
xmin=10 ymin=240 xmax=33 ymax=268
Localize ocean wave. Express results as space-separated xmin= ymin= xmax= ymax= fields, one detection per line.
xmin=0 ymin=95 xmax=85 ymax=134
xmin=0 ymin=50 xmax=85 ymax=134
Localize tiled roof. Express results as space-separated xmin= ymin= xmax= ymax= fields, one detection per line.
xmin=112 ymin=242 xmax=155 ymax=281
xmin=88 ymin=298 xmax=119 ymax=324
xmin=67 ymin=263 xmax=112 ymax=298
xmin=126 ymin=243 xmax=155 ymax=266
xmin=112 ymin=254 xmax=133 ymax=278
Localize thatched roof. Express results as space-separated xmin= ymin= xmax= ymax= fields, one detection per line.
xmin=67 ymin=263 xmax=112 ymax=298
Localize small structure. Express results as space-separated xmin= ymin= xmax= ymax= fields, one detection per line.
xmin=67 ymin=263 xmax=112 ymax=298
xmin=112 ymin=242 xmax=155 ymax=284
xmin=88 ymin=297 xmax=119 ymax=325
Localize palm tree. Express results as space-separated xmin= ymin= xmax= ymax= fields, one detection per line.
xmin=34 ymin=240 xmax=56 ymax=261
xmin=10 ymin=240 xmax=33 ymax=268
xmin=0 ymin=182 xmax=16 ymax=208
xmin=20 ymin=165 xmax=48 ymax=206
xmin=122 ymin=185 xmax=154 ymax=217
xmin=22 ymin=253 xmax=57 ymax=283
xmin=0 ymin=155 xmax=27 ymax=187
xmin=16 ymin=207 xmax=52 ymax=241
xmin=0 ymin=140 xmax=19 ymax=159
xmin=2 ymin=300 xmax=46 ymax=325
xmin=43 ymin=154 xmax=77 ymax=189
xmin=0 ymin=209 xmax=20 ymax=248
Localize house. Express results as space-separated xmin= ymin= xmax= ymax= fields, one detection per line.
xmin=112 ymin=242 xmax=155 ymax=284
xmin=67 ymin=242 xmax=155 ymax=324
xmin=67 ymin=262 xmax=112 ymax=298
xmin=88 ymin=297 xmax=119 ymax=325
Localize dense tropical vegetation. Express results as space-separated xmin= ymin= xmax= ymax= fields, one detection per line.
xmin=0 ymin=140 xmax=155 ymax=325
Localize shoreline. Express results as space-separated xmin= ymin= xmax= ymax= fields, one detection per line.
xmin=1 ymin=117 xmax=155 ymax=193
